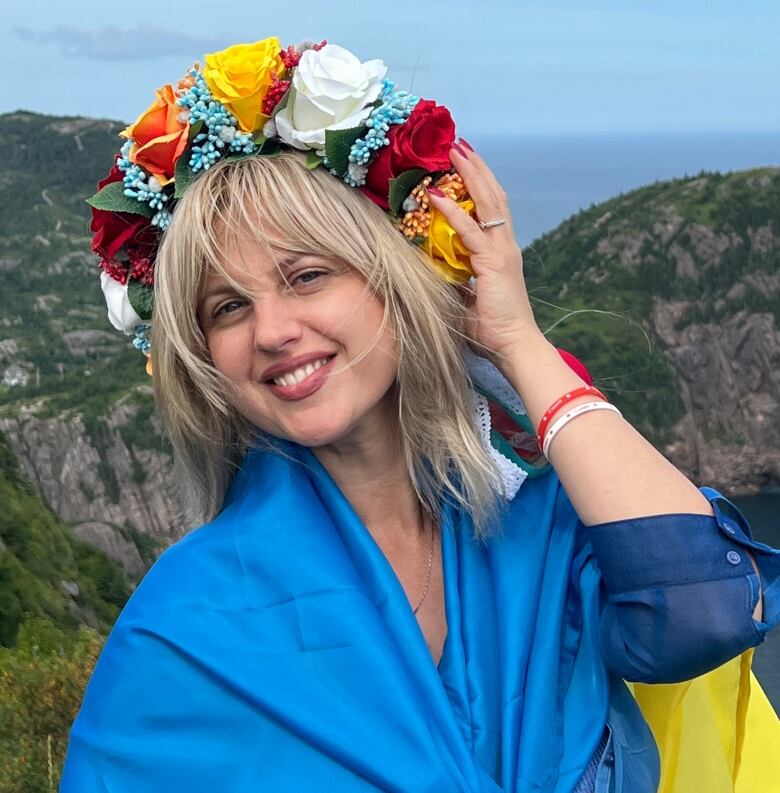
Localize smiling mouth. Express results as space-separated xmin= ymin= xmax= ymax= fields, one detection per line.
xmin=264 ymin=355 xmax=335 ymax=387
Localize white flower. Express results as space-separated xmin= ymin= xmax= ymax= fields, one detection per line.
xmin=275 ymin=44 xmax=387 ymax=151
xmin=100 ymin=272 xmax=143 ymax=335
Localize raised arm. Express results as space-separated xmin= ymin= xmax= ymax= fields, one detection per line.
xmin=427 ymin=142 xmax=777 ymax=673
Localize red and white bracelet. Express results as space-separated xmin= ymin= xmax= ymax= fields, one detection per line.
xmin=542 ymin=401 xmax=623 ymax=459
xmin=536 ymin=385 xmax=608 ymax=453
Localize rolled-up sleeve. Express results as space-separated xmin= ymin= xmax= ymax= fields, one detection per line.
xmin=584 ymin=487 xmax=780 ymax=684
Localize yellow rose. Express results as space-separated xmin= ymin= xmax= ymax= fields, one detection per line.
xmin=422 ymin=199 xmax=476 ymax=284
xmin=203 ymin=37 xmax=284 ymax=132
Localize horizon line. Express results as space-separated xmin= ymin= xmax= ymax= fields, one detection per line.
xmin=1 ymin=108 xmax=778 ymax=139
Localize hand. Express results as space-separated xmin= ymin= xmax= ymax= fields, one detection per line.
xmin=427 ymin=141 xmax=542 ymax=365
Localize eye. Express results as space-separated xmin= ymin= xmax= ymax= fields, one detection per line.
xmin=213 ymin=299 xmax=247 ymax=318
xmin=292 ymin=269 xmax=327 ymax=286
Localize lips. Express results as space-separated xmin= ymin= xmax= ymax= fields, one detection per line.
xmin=261 ymin=351 xmax=337 ymax=382
xmin=264 ymin=354 xmax=336 ymax=402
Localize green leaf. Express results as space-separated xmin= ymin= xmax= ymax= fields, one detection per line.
xmin=86 ymin=182 xmax=154 ymax=218
xmin=388 ymin=168 xmax=427 ymax=218
xmin=174 ymin=153 xmax=196 ymax=198
xmin=305 ymin=150 xmax=324 ymax=170
xmin=187 ymin=119 xmax=205 ymax=142
xmin=257 ymin=139 xmax=282 ymax=156
xmin=127 ymin=280 xmax=155 ymax=321
xmin=324 ymin=125 xmax=365 ymax=177
xmin=253 ymin=130 xmax=267 ymax=146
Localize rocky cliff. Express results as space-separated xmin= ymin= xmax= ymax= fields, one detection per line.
xmin=528 ymin=166 xmax=780 ymax=494
xmin=0 ymin=394 xmax=180 ymax=576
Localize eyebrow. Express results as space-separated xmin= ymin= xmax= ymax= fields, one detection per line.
xmin=198 ymin=254 xmax=310 ymax=305
xmin=200 ymin=283 xmax=240 ymax=303
xmin=276 ymin=253 xmax=303 ymax=269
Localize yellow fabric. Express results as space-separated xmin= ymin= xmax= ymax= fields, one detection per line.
xmin=627 ymin=649 xmax=780 ymax=793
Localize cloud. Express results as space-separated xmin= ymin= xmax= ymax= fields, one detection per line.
xmin=14 ymin=25 xmax=230 ymax=61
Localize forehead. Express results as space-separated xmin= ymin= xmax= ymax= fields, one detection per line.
xmin=201 ymin=223 xmax=301 ymax=289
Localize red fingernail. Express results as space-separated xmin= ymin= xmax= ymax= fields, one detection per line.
xmin=451 ymin=143 xmax=468 ymax=157
xmin=459 ymin=138 xmax=475 ymax=152
xmin=427 ymin=186 xmax=445 ymax=197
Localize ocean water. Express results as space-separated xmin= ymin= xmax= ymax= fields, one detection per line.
xmin=474 ymin=131 xmax=779 ymax=244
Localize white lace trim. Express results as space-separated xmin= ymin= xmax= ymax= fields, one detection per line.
xmin=472 ymin=390 xmax=529 ymax=501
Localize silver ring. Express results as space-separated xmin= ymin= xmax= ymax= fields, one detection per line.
xmin=478 ymin=217 xmax=506 ymax=230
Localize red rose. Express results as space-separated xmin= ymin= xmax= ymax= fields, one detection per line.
xmin=90 ymin=165 xmax=158 ymax=273
xmin=361 ymin=99 xmax=456 ymax=209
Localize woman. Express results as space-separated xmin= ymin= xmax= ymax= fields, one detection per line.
xmin=63 ymin=38 xmax=779 ymax=792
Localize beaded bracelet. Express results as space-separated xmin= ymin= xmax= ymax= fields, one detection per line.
xmin=542 ymin=401 xmax=623 ymax=459
xmin=536 ymin=385 xmax=608 ymax=453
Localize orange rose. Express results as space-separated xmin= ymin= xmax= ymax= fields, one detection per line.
xmin=121 ymin=85 xmax=188 ymax=185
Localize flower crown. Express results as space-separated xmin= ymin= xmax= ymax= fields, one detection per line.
xmin=89 ymin=37 xmax=477 ymax=371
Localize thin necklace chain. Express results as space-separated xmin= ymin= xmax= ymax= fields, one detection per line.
xmin=412 ymin=503 xmax=435 ymax=615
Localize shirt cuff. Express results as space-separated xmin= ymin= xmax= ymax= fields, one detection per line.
xmin=585 ymin=487 xmax=780 ymax=642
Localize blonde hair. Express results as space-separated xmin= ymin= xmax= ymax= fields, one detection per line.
xmin=152 ymin=151 xmax=503 ymax=537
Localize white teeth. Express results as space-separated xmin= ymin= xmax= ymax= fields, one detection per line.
xmin=272 ymin=357 xmax=331 ymax=387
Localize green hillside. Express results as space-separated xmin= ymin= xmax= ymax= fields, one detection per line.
xmin=0 ymin=432 xmax=130 ymax=648
xmin=525 ymin=166 xmax=780 ymax=447
xmin=0 ymin=111 xmax=149 ymax=420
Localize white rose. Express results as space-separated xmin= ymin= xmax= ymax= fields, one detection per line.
xmin=275 ymin=44 xmax=387 ymax=151
xmin=100 ymin=272 xmax=143 ymax=334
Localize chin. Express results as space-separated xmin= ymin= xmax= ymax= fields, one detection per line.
xmin=269 ymin=413 xmax=357 ymax=449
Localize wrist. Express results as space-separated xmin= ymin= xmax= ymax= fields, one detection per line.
xmin=500 ymin=335 xmax=595 ymax=429
xmin=498 ymin=331 xmax=557 ymax=383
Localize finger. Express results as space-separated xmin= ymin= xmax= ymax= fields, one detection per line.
xmin=449 ymin=144 xmax=515 ymax=237
xmin=457 ymin=140 xmax=508 ymax=205
xmin=427 ymin=188 xmax=491 ymax=256
xmin=449 ymin=146 xmax=504 ymax=223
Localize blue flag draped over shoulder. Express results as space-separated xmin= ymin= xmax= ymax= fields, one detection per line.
xmin=61 ymin=441 xmax=779 ymax=791
xmin=61 ymin=442 xmax=625 ymax=791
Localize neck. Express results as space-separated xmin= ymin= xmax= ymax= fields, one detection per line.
xmin=312 ymin=418 xmax=423 ymax=541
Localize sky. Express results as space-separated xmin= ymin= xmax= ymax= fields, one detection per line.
xmin=4 ymin=0 xmax=779 ymax=135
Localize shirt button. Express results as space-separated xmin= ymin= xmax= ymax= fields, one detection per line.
xmin=722 ymin=521 xmax=737 ymax=535
xmin=726 ymin=550 xmax=742 ymax=565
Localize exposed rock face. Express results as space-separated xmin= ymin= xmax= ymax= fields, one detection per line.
xmin=71 ymin=521 xmax=146 ymax=578
xmin=531 ymin=167 xmax=780 ymax=496
xmin=0 ymin=401 xmax=182 ymax=571
xmin=653 ymin=308 xmax=780 ymax=493
xmin=62 ymin=329 xmax=123 ymax=357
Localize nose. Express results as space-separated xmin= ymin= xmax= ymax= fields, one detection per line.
xmin=250 ymin=295 xmax=303 ymax=352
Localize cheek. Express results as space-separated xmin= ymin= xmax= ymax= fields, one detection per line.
xmin=207 ymin=328 xmax=251 ymax=379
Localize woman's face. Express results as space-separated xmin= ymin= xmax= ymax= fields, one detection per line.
xmin=197 ymin=238 xmax=399 ymax=449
